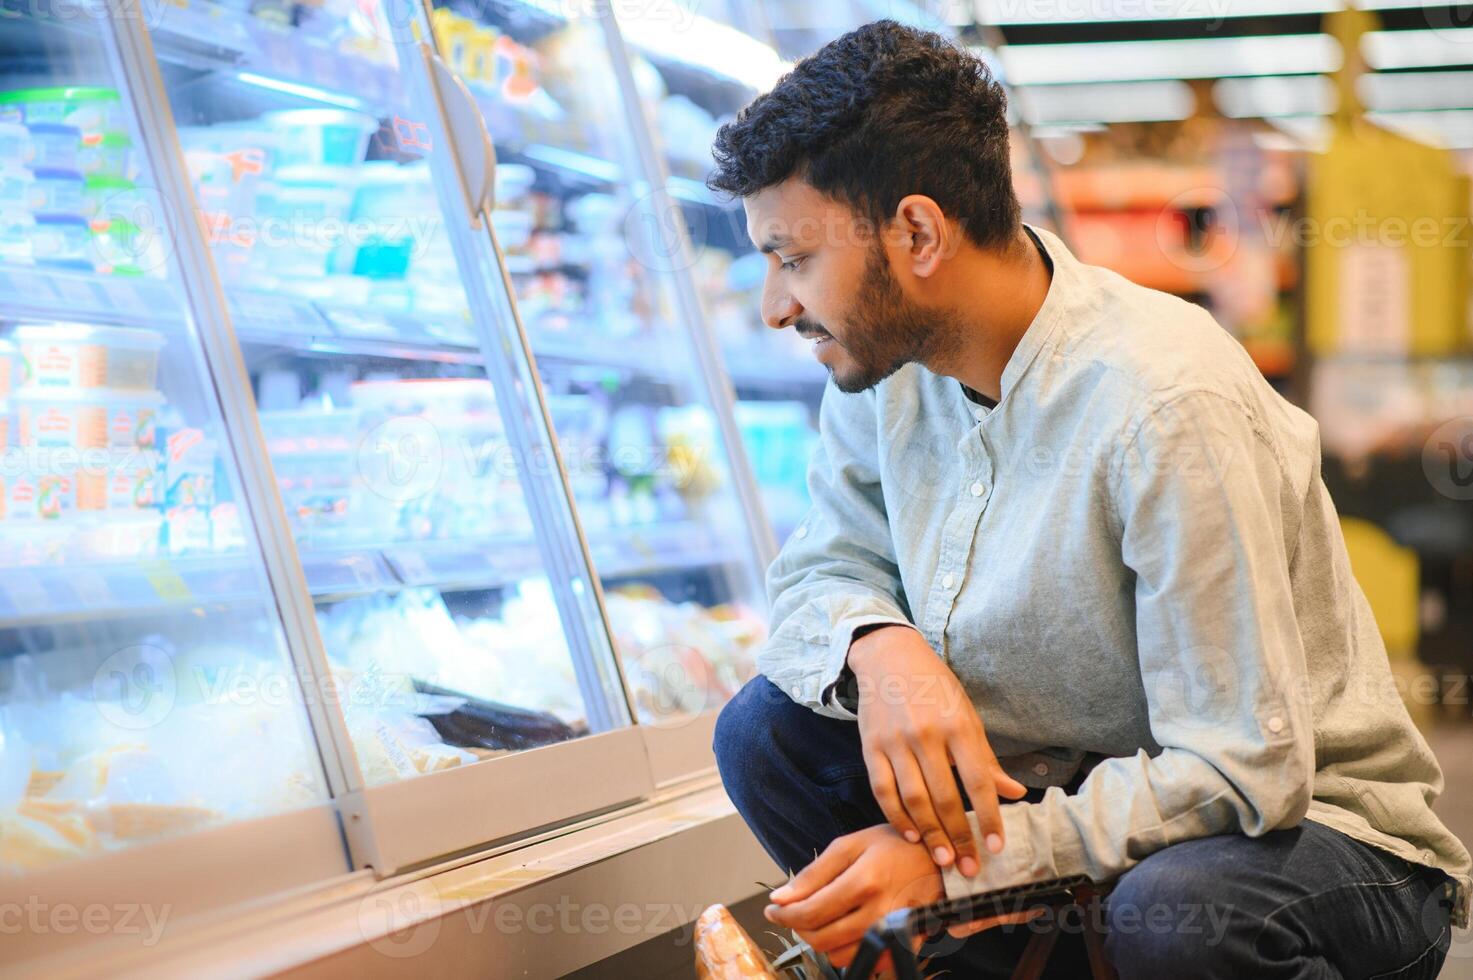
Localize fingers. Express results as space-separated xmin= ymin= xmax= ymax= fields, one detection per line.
xmin=888 ymin=749 xmax=951 ymax=867
xmin=767 ymin=862 xmax=867 ymax=931
xmin=915 ymin=743 xmax=976 ymax=873
xmin=949 ymin=738 xmax=1006 ymax=862
xmin=799 ymin=903 xmax=885 ymax=954
xmin=865 ymin=748 xmax=920 ymax=844
xmin=993 ymin=763 xmax=1029 ymax=800
xmin=769 ymin=833 xmax=864 ymax=905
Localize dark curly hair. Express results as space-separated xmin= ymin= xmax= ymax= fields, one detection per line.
xmin=708 ymin=20 xmax=1020 ymax=250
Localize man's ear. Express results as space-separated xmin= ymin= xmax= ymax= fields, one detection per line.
xmin=891 ymin=195 xmax=957 ymax=278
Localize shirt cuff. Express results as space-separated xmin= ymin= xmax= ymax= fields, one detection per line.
xmin=818 ymin=614 xmax=916 ymax=721
xmin=939 ymin=804 xmax=1064 ymax=900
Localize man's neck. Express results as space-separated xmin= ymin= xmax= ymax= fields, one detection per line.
xmin=924 ymin=226 xmax=1053 ymax=403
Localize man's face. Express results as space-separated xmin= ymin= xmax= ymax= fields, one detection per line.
xmin=744 ymin=179 xmax=958 ymax=394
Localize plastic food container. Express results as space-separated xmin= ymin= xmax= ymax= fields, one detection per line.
xmin=26 ymin=123 xmax=80 ymax=172
xmin=104 ymin=447 xmax=161 ymax=510
xmin=31 ymin=214 xmax=92 ymax=266
xmin=90 ymin=219 xmax=146 ymax=275
xmin=0 ymin=87 xmax=122 ymax=131
xmin=0 ymin=121 xmax=32 ymax=167
xmin=29 ymin=169 xmax=86 ymax=217
xmin=0 ymin=210 xmax=33 ymax=265
xmin=261 ymin=109 xmax=378 ymax=168
xmin=0 ymin=343 xmax=13 ymax=400
xmin=14 ymin=323 xmax=165 ymax=390
xmin=103 ymin=389 xmax=163 ymax=448
xmin=15 ymin=387 xmax=108 ymax=448
xmin=77 ymin=132 xmax=133 ymax=180
xmin=81 ymin=174 xmax=136 ymax=220
xmin=0 ymin=167 xmax=31 ymax=210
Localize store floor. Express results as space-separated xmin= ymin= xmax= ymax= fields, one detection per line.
xmin=564 ymin=720 xmax=1473 ymax=979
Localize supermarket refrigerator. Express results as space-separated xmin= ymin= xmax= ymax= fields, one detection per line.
xmin=0 ymin=0 xmax=775 ymax=966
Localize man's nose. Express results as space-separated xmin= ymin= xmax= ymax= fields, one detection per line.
xmin=762 ymin=286 xmax=801 ymax=331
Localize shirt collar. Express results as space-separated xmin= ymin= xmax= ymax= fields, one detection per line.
xmin=998 ymin=223 xmax=1078 ymax=402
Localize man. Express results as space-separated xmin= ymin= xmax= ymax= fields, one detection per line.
xmin=709 ymin=20 xmax=1470 ymax=978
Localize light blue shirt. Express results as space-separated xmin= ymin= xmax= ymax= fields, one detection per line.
xmin=758 ymin=225 xmax=1471 ymax=924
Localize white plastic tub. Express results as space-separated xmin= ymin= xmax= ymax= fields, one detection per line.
xmin=14 ymin=323 xmax=164 ymax=390
xmin=14 ymin=387 xmax=161 ymax=451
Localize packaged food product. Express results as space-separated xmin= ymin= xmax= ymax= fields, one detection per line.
xmin=163 ymin=505 xmax=211 ymax=554
xmin=260 ymin=109 xmax=378 ymax=168
xmin=103 ymin=389 xmax=162 ymax=448
xmin=0 ymin=121 xmax=32 ymax=167
xmin=76 ymin=131 xmax=132 ymax=180
xmin=0 ymin=209 xmax=32 ymax=264
xmin=14 ymin=323 xmax=164 ymax=391
xmin=693 ymin=904 xmax=780 ymax=980
xmin=0 ymin=342 xmax=13 ymax=400
xmin=25 ymin=122 xmax=80 ymax=172
xmin=70 ymin=511 xmax=162 ymax=559
xmin=163 ymin=428 xmax=216 ymax=506
xmin=105 ymin=447 xmax=160 ymax=509
xmin=15 ymin=387 xmax=107 ymax=448
xmin=30 ymin=214 xmax=92 ymax=267
xmin=0 ymin=86 xmax=122 ymax=131
xmin=80 ymin=174 xmax=135 ymax=219
xmin=0 ymin=167 xmax=32 ymax=211
xmin=27 ymin=168 xmax=86 ymax=217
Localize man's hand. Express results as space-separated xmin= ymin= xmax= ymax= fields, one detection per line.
xmin=763 ymin=824 xmax=1043 ymax=969
xmin=847 ymin=625 xmax=1028 ymax=877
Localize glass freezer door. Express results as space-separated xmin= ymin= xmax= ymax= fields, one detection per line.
xmin=0 ymin=15 xmax=336 ymax=875
xmin=141 ymin=0 xmax=643 ymax=813
xmin=617 ymin=8 xmax=825 ymax=547
xmin=429 ymin=0 xmax=773 ymax=733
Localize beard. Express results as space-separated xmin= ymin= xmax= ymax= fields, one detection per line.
xmin=823 ymin=244 xmax=963 ymax=394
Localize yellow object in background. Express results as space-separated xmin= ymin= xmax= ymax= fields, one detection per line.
xmin=1307 ymin=9 xmax=1472 ymax=358
xmin=1341 ymin=517 xmax=1438 ymax=731
xmin=1341 ymin=516 xmax=1420 ymax=658
xmin=1307 ymin=126 xmax=1471 ymax=357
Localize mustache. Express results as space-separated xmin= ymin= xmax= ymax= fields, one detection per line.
xmin=795 ymin=320 xmax=831 ymax=340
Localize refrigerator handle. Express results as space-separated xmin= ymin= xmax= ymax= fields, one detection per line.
xmin=419 ymin=42 xmax=496 ymax=225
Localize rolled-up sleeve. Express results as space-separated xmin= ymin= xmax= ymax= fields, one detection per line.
xmin=758 ymin=383 xmax=914 ymax=721
xmin=942 ymin=389 xmax=1316 ymax=897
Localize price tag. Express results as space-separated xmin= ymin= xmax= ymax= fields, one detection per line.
xmin=141 ymin=559 xmax=192 ymax=601
xmin=2 ymin=570 xmax=49 ymax=615
xmin=71 ymin=568 xmax=113 ymax=608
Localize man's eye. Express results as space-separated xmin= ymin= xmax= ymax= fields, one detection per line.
xmin=780 ymin=256 xmax=804 ymax=272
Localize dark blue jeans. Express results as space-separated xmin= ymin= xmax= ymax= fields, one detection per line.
xmin=714 ymin=675 xmax=1457 ymax=979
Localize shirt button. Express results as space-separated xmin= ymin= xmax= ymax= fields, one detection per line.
xmin=1267 ymin=716 xmax=1284 ymax=734
xmin=1032 ymin=763 xmax=1049 ymax=776
xmin=795 ymin=525 xmax=808 ymax=539
xmin=970 ymin=482 xmax=985 ymax=497
xmin=942 ymin=573 xmax=955 ymax=589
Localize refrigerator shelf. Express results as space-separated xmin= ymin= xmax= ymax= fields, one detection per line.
xmin=0 ymin=553 xmax=265 ymax=629
xmin=302 ymin=520 xmax=744 ymax=604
